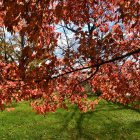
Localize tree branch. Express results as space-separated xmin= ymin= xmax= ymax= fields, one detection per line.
xmin=51 ymin=48 xmax=140 ymax=79
xmin=72 ymin=66 xmax=99 ymax=94
xmin=61 ymin=24 xmax=78 ymax=33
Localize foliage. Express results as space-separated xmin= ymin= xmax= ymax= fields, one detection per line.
xmin=0 ymin=0 xmax=140 ymax=113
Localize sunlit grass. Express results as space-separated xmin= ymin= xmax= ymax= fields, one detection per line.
xmin=0 ymin=100 xmax=140 ymax=140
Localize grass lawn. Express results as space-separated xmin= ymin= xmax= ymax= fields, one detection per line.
xmin=0 ymin=100 xmax=140 ymax=140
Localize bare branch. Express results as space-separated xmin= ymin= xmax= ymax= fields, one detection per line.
xmin=72 ymin=66 xmax=99 ymax=94
xmin=51 ymin=48 xmax=140 ymax=79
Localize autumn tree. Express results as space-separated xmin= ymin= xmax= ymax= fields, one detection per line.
xmin=0 ymin=0 xmax=140 ymax=113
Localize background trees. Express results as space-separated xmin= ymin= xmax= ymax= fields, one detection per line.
xmin=0 ymin=0 xmax=140 ymax=113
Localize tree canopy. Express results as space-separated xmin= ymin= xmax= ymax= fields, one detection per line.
xmin=0 ymin=0 xmax=140 ymax=113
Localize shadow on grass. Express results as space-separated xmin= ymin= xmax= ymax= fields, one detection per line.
xmin=75 ymin=113 xmax=94 ymax=140
xmin=130 ymin=121 xmax=140 ymax=130
xmin=73 ymin=112 xmax=139 ymax=139
xmin=52 ymin=103 xmax=140 ymax=139
xmin=0 ymin=101 xmax=139 ymax=140
xmin=52 ymin=108 xmax=94 ymax=139
xmin=60 ymin=111 xmax=121 ymax=139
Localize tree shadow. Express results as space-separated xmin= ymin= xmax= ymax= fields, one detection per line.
xmin=129 ymin=121 xmax=140 ymax=130
xmin=75 ymin=113 xmax=94 ymax=140
xmin=53 ymin=104 xmax=140 ymax=139
xmin=74 ymin=112 xmax=140 ymax=139
xmin=1 ymin=102 xmax=139 ymax=140
xmin=94 ymin=102 xmax=140 ymax=113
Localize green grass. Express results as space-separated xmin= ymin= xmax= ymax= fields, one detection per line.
xmin=0 ymin=100 xmax=140 ymax=140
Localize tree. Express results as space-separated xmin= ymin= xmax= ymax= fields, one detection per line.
xmin=0 ymin=0 xmax=140 ymax=113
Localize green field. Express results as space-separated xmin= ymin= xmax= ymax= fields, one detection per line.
xmin=0 ymin=100 xmax=140 ymax=140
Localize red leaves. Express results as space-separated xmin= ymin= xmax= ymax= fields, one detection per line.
xmin=0 ymin=0 xmax=140 ymax=113
xmin=55 ymin=4 xmax=63 ymax=19
xmin=91 ymin=62 xmax=140 ymax=107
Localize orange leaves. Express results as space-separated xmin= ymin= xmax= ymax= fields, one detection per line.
xmin=55 ymin=4 xmax=63 ymax=19
xmin=6 ymin=107 xmax=15 ymax=112
xmin=118 ymin=0 xmax=125 ymax=6
xmin=112 ymin=24 xmax=121 ymax=32
xmin=0 ymin=0 xmax=140 ymax=114
xmin=91 ymin=61 xmax=140 ymax=108
xmin=100 ymin=24 xmax=109 ymax=33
